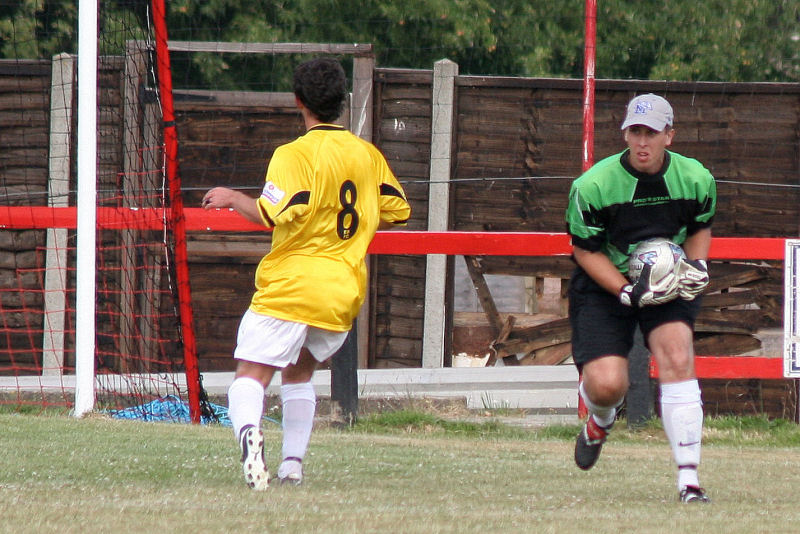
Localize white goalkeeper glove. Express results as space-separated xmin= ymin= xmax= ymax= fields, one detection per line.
xmin=619 ymin=264 xmax=680 ymax=308
xmin=677 ymin=258 xmax=709 ymax=300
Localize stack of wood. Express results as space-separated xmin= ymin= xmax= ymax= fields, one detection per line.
xmin=489 ymin=316 xmax=572 ymax=366
xmin=460 ymin=256 xmax=783 ymax=366
xmin=461 ymin=255 xmax=574 ymax=366
xmin=693 ymin=260 xmax=781 ymax=355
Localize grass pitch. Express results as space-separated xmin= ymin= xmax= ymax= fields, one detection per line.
xmin=0 ymin=412 xmax=798 ymax=533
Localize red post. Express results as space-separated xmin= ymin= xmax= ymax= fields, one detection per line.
xmin=151 ymin=0 xmax=202 ymax=423
xmin=581 ymin=0 xmax=597 ymax=174
xmin=578 ymin=0 xmax=598 ymax=418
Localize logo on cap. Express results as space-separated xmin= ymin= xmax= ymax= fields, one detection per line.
xmin=634 ymin=101 xmax=654 ymax=115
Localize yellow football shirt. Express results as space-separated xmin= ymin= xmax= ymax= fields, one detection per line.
xmin=251 ymin=124 xmax=410 ymax=331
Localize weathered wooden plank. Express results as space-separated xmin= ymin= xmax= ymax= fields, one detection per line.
xmin=374 ymin=298 xmax=424 ymax=320
xmin=0 ymin=110 xmax=48 ymax=128
xmin=705 ymin=268 xmax=765 ymax=293
xmin=0 ymin=230 xmax=45 ymax=251
xmin=519 ymin=341 xmax=572 ymax=366
xmin=700 ymin=383 xmax=795 ymax=419
xmin=375 ymin=316 xmax=423 ymax=338
xmin=0 ymin=308 xmax=42 ymax=328
xmin=469 ymin=256 xmax=575 ymax=278
xmin=464 ymin=255 xmax=503 ymax=337
xmin=0 ymin=168 xmax=48 ymax=187
xmin=178 ymin=113 xmax=303 ymax=139
xmin=175 ymin=89 xmax=296 ymax=108
xmin=187 ymin=234 xmax=271 ymax=258
xmin=372 ymin=358 xmax=421 ymax=369
xmin=386 ymin=159 xmax=429 ymax=179
xmin=454 ymin=149 xmax=571 ymax=169
xmin=0 ymin=250 xmax=39 ymax=270
xmin=0 ymin=130 xmax=48 ymax=147
xmin=0 ymin=93 xmax=49 ymax=110
xmin=379 ymin=140 xmax=431 ymax=163
xmin=0 ymin=60 xmax=51 ymax=76
xmin=381 ymin=99 xmax=431 ymax=118
xmin=492 ymin=317 xmax=572 ymax=356
xmin=378 ymin=118 xmax=430 ymax=143
xmin=375 ymin=68 xmax=433 ymax=86
xmin=457 ymin=135 xmax=533 ymax=153
xmin=168 ymin=41 xmax=374 ymax=56
xmin=453 ymin=204 xmax=566 ymax=232
xmin=379 ymin=276 xmax=427 ymax=298
xmin=709 ymin=261 xmax=779 ymax=277
xmin=693 ymin=334 xmax=761 ymax=355
xmin=700 ymin=289 xmax=758 ymax=309
xmin=378 ymin=121 xmax=432 ymax=146
xmin=376 ymin=258 xmax=427 ymax=278
xmin=374 ymin=336 xmax=422 ymax=362
xmin=695 ymin=310 xmax=760 ymax=333
xmin=0 ymin=148 xmax=48 ymax=164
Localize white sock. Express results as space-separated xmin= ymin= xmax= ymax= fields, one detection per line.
xmin=278 ymin=458 xmax=303 ymax=480
xmin=579 ymin=381 xmax=619 ymax=428
xmin=227 ymin=377 xmax=265 ymax=440
xmin=280 ymin=382 xmax=316 ymax=465
xmin=660 ymin=379 xmax=703 ymax=490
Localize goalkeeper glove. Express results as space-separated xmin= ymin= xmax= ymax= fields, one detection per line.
xmin=619 ymin=264 xmax=680 ymax=308
xmin=677 ymin=258 xmax=709 ymax=300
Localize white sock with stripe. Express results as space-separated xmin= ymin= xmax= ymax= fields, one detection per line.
xmin=279 ymin=382 xmax=316 ymax=478
xmin=579 ymin=381 xmax=619 ymax=428
xmin=660 ymin=379 xmax=703 ymax=490
xmin=227 ymin=377 xmax=265 ymax=440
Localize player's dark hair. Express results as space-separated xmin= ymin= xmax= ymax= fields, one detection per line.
xmin=293 ymin=58 xmax=347 ymax=123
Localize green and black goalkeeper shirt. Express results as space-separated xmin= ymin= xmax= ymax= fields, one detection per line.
xmin=565 ymin=149 xmax=716 ymax=273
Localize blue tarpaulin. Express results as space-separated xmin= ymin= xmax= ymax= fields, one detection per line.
xmin=110 ymin=395 xmax=232 ymax=426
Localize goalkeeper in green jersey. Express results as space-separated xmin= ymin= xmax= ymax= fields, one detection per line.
xmin=202 ymin=58 xmax=411 ymax=490
xmin=565 ymin=94 xmax=716 ymax=503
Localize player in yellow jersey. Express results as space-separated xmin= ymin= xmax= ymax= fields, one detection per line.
xmin=202 ymin=58 xmax=411 ymax=490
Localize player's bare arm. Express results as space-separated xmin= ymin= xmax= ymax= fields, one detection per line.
xmin=572 ymin=245 xmax=629 ymax=296
xmin=202 ymin=187 xmax=263 ymax=225
xmin=682 ymin=227 xmax=712 ymax=261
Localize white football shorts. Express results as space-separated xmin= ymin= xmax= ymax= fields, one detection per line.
xmin=233 ymin=309 xmax=350 ymax=367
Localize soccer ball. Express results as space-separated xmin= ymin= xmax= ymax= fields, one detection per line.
xmin=627 ymin=237 xmax=686 ymax=284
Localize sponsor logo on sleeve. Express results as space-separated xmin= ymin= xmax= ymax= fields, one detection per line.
xmin=261 ymin=181 xmax=285 ymax=205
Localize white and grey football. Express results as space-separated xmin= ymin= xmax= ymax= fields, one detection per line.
xmin=627 ymin=237 xmax=686 ymax=285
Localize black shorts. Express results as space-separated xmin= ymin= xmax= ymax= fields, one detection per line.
xmin=568 ymin=268 xmax=701 ymax=370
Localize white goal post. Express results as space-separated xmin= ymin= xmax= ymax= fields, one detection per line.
xmin=74 ymin=0 xmax=98 ymax=417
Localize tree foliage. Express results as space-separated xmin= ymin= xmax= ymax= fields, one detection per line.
xmin=1 ymin=0 xmax=798 ymax=85
xmin=0 ymin=0 xmax=76 ymax=59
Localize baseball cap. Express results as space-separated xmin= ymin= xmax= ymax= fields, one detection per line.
xmin=620 ymin=93 xmax=674 ymax=131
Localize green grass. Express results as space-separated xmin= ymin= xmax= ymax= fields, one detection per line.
xmin=355 ymin=409 xmax=529 ymax=437
xmin=356 ymin=409 xmax=800 ymax=445
xmin=1 ymin=412 xmax=799 ymax=533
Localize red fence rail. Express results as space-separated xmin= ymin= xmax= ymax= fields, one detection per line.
xmin=0 ymin=206 xmax=791 ymax=379
xmin=1 ymin=206 xmax=787 ymax=259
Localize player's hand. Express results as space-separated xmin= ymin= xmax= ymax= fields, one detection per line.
xmin=202 ymin=187 xmax=235 ymax=210
xmin=677 ymin=258 xmax=709 ymax=300
xmin=619 ymin=264 xmax=679 ymax=307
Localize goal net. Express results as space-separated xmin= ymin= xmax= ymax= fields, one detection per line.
xmin=0 ymin=1 xmax=202 ymax=421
